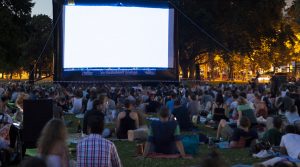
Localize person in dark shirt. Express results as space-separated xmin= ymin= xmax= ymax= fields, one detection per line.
xmin=172 ymin=99 xmax=193 ymax=131
xmin=262 ymin=116 xmax=283 ymax=146
xmin=143 ymin=107 xmax=186 ymax=157
xmin=83 ymin=98 xmax=105 ymax=134
xmin=116 ymin=99 xmax=138 ymax=139
xmin=146 ymin=94 xmax=161 ymax=113
xmin=230 ymin=117 xmax=258 ymax=148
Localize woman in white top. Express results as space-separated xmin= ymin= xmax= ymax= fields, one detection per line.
xmin=69 ymin=90 xmax=84 ymax=114
xmin=37 ymin=119 xmax=70 ymax=167
xmin=285 ymin=105 xmax=300 ymax=125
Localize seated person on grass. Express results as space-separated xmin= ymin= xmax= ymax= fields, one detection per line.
xmin=116 ymin=99 xmax=139 ymax=139
xmin=77 ymin=116 xmax=122 ymax=167
xmin=262 ymin=116 xmax=283 ymax=146
xmin=280 ymin=125 xmax=300 ymax=160
xmin=143 ymin=107 xmax=186 ymax=157
xmin=216 ymin=116 xmax=258 ymax=148
xmin=83 ymin=96 xmax=112 ymax=138
xmin=172 ymin=99 xmax=193 ymax=131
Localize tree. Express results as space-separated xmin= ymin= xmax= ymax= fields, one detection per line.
xmin=289 ymin=0 xmax=300 ymax=24
xmin=20 ymin=14 xmax=53 ymax=78
xmin=0 ymin=0 xmax=34 ymax=78
xmin=177 ymin=0 xmax=287 ymax=79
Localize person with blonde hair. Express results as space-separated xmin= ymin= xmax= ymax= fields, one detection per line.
xmin=14 ymin=93 xmax=29 ymax=122
xmin=237 ymin=95 xmax=257 ymax=127
xmin=37 ymin=119 xmax=70 ymax=167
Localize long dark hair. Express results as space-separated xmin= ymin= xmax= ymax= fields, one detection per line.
xmin=216 ymin=92 xmax=224 ymax=105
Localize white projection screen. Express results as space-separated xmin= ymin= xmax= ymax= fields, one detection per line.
xmin=63 ymin=5 xmax=175 ymax=70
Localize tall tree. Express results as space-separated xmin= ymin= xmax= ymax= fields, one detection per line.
xmin=0 ymin=0 xmax=34 ymax=78
xmin=20 ymin=14 xmax=53 ymax=78
xmin=177 ymin=0 xmax=287 ymax=79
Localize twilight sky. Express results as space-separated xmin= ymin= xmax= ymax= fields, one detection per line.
xmin=32 ymin=0 xmax=295 ymax=19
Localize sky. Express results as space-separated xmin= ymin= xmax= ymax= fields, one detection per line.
xmin=32 ymin=0 xmax=295 ymax=20
xmin=32 ymin=0 xmax=53 ymax=18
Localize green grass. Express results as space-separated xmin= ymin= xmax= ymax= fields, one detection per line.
xmin=114 ymin=141 xmax=261 ymax=167
xmin=63 ymin=114 xmax=262 ymax=167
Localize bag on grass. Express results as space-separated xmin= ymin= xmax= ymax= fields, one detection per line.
xmin=181 ymin=135 xmax=199 ymax=155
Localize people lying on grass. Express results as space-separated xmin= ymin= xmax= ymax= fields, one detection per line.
xmin=216 ymin=117 xmax=258 ymax=148
xmin=199 ymin=150 xmax=229 ymax=167
xmin=280 ymin=125 xmax=300 ymax=160
xmin=143 ymin=107 xmax=186 ymax=158
xmin=116 ymin=99 xmax=139 ymax=139
xmin=172 ymin=99 xmax=193 ymax=131
xmin=237 ymin=95 xmax=258 ymax=128
xmin=77 ymin=116 xmax=122 ymax=167
xmin=37 ymin=119 xmax=70 ymax=167
xmin=262 ymin=116 xmax=283 ymax=146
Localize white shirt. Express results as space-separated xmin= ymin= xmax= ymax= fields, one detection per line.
xmin=280 ymin=133 xmax=300 ymax=159
xmin=285 ymin=111 xmax=300 ymax=124
xmin=70 ymin=97 xmax=83 ymax=114
xmin=86 ymin=99 xmax=94 ymax=111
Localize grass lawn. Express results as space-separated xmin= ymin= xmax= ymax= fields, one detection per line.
xmin=63 ymin=115 xmax=262 ymax=167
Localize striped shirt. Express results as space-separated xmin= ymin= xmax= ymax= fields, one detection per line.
xmin=76 ymin=134 xmax=122 ymax=167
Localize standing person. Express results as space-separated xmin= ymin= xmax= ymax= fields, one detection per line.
xmin=37 ymin=119 xmax=70 ymax=167
xmin=77 ymin=116 xmax=122 ymax=167
xmin=116 ymin=99 xmax=139 ymax=139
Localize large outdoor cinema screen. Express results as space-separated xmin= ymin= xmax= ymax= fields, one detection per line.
xmin=63 ymin=5 xmax=175 ymax=71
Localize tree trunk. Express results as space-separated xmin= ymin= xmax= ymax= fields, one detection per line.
xmin=38 ymin=62 xmax=42 ymax=79
xmin=35 ymin=65 xmax=38 ymax=79
xmin=189 ymin=63 xmax=195 ymax=79
xmin=195 ymin=64 xmax=200 ymax=80
xmin=208 ymin=52 xmax=215 ymax=80
xmin=181 ymin=65 xmax=189 ymax=78
xmin=228 ymin=63 xmax=234 ymax=81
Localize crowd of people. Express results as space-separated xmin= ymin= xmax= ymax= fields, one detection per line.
xmin=0 ymin=81 xmax=299 ymax=167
